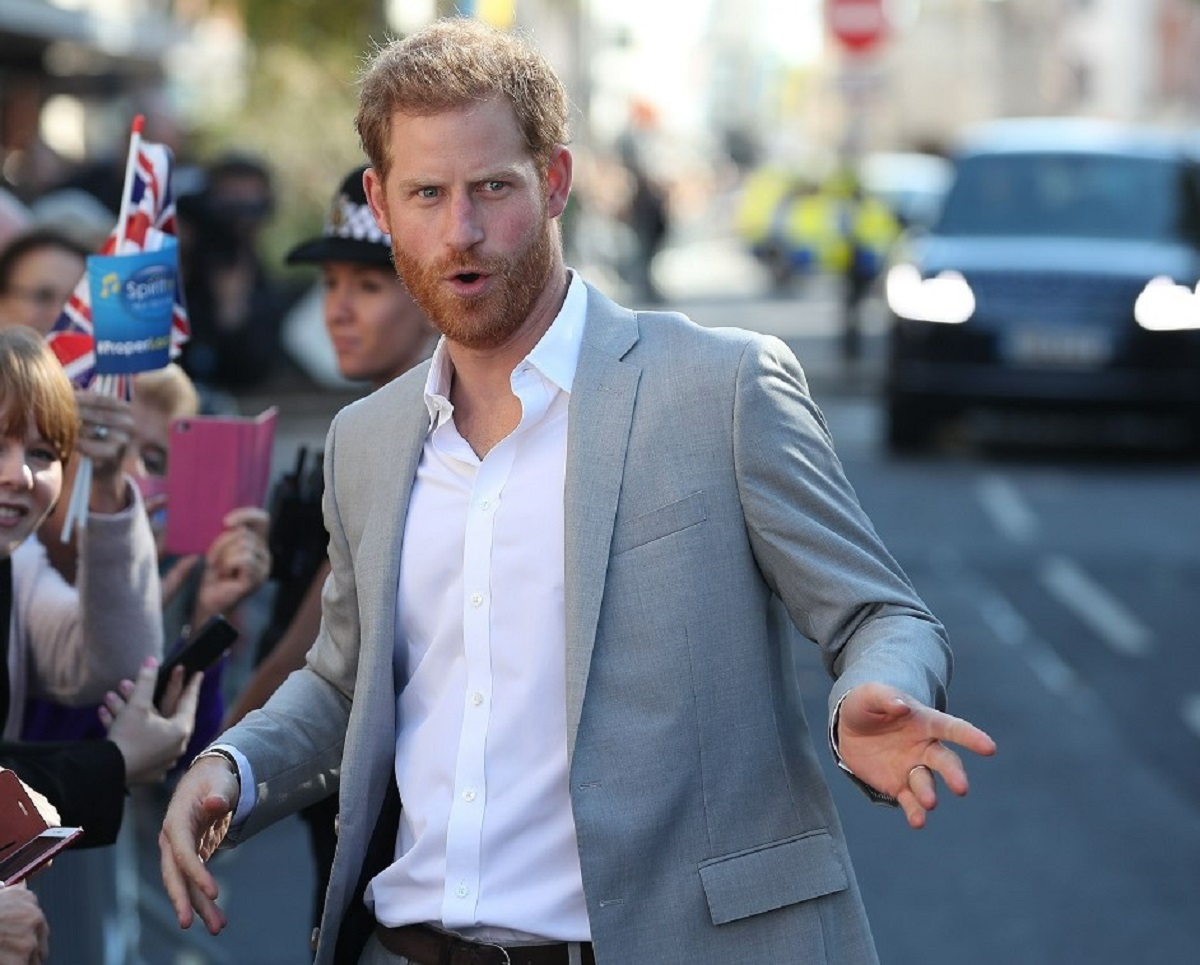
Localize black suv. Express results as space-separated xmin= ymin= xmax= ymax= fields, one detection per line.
xmin=883 ymin=118 xmax=1200 ymax=451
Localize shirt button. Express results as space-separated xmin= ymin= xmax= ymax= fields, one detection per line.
xmin=462 ymin=789 xmax=476 ymax=802
xmin=470 ymin=692 xmax=484 ymax=706
xmin=456 ymin=884 xmax=469 ymax=899
xmin=470 ymin=592 xmax=483 ymax=607
xmin=480 ymin=499 xmax=491 ymax=511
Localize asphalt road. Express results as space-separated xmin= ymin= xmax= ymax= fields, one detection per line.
xmin=805 ymin=396 xmax=1200 ymax=964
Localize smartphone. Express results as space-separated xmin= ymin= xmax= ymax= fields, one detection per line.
xmin=154 ymin=614 xmax=239 ymax=707
xmin=0 ymin=826 xmax=84 ymax=886
xmin=0 ymin=769 xmax=83 ymax=885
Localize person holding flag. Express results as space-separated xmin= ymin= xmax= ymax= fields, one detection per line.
xmin=0 ymin=325 xmax=162 ymax=737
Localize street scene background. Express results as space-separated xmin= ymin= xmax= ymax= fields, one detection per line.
xmin=3 ymin=1 xmax=1200 ymax=963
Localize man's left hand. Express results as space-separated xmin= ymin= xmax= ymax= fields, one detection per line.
xmin=837 ymin=682 xmax=996 ymax=829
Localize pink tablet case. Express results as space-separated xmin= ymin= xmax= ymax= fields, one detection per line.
xmin=163 ymin=408 xmax=278 ymax=557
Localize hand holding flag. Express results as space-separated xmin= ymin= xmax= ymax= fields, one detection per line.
xmin=46 ymin=115 xmax=190 ymax=540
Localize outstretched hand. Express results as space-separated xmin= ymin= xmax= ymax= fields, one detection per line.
xmin=837 ymin=682 xmax=996 ymax=829
xmin=159 ymin=755 xmax=240 ymax=935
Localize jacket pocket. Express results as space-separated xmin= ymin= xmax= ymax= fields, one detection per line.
xmin=611 ymin=491 xmax=707 ymax=556
xmin=698 ymin=830 xmax=849 ymax=925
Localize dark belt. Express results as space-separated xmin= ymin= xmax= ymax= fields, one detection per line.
xmin=374 ymin=923 xmax=595 ymax=965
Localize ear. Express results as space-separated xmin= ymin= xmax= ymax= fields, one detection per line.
xmin=363 ymin=167 xmax=391 ymax=235
xmin=545 ymin=146 xmax=573 ymax=220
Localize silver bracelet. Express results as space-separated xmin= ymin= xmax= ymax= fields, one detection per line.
xmin=190 ymin=748 xmax=241 ymax=792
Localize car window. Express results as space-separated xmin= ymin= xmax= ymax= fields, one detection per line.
xmin=936 ymin=152 xmax=1184 ymax=241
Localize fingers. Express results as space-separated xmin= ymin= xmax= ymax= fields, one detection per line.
xmin=896 ymin=786 xmax=930 ymax=829
xmin=102 ymin=680 xmax=132 ymax=711
xmin=159 ymin=665 xmax=187 ymax=717
xmin=171 ymin=670 xmax=204 ymax=728
xmin=907 ymin=763 xmax=937 ymax=808
xmin=206 ymin=527 xmax=270 ymax=581
xmin=20 ymin=783 xmax=61 ymax=828
xmin=222 ymin=506 xmax=270 ymax=540
xmin=921 ymin=710 xmax=997 ymax=797
xmin=101 ymin=658 xmax=160 ymax=729
xmin=940 ymin=715 xmax=998 ymax=759
xmin=159 ymin=829 xmax=198 ymax=930
xmin=159 ymin=785 xmax=231 ymax=933
xmin=189 ymin=874 xmax=228 ymax=935
xmin=127 ymin=658 xmax=160 ymax=710
xmin=924 ymin=743 xmax=971 ymax=797
xmin=899 ymin=749 xmax=979 ymax=828
xmin=75 ymin=391 xmax=133 ymax=464
xmin=894 ymin=764 xmax=938 ymax=828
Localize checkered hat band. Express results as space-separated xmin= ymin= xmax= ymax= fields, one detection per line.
xmin=325 ymin=196 xmax=390 ymax=246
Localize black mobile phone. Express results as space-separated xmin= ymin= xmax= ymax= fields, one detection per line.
xmin=154 ymin=615 xmax=239 ymax=707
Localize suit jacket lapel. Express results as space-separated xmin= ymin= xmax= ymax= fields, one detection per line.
xmin=564 ymin=285 xmax=640 ymax=761
xmin=355 ymin=371 xmax=430 ymax=705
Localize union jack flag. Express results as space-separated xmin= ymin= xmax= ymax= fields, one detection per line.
xmin=46 ymin=132 xmax=190 ymax=393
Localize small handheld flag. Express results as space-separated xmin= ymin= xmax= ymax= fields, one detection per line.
xmin=46 ymin=115 xmax=190 ymax=540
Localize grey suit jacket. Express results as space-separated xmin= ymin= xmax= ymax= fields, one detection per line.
xmin=224 ymin=282 xmax=952 ymax=964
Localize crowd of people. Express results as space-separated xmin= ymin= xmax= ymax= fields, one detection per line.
xmin=0 ymin=16 xmax=996 ymax=965
xmin=0 ymin=128 xmax=434 ymax=960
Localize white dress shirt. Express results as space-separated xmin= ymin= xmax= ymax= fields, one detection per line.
xmin=366 ymin=271 xmax=591 ymax=942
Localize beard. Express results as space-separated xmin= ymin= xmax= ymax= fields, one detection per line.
xmin=393 ymin=214 xmax=556 ymax=351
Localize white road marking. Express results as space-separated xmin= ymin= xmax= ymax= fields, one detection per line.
xmin=1181 ymin=694 xmax=1200 ymax=740
xmin=976 ymin=474 xmax=1037 ymax=544
xmin=1039 ymin=555 xmax=1153 ymax=657
xmin=979 ymin=591 xmax=1078 ymax=696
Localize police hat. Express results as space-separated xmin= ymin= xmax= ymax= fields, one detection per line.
xmin=284 ymin=166 xmax=392 ymax=267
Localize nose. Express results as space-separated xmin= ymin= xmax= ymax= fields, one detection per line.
xmin=121 ymin=446 xmax=144 ymax=480
xmin=324 ymin=285 xmax=352 ymax=327
xmin=445 ymin=193 xmax=485 ymax=252
xmin=0 ymin=444 xmax=33 ymax=491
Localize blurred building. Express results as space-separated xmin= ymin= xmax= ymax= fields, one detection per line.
xmin=0 ymin=0 xmax=185 ymax=200
xmin=856 ymin=0 xmax=1200 ymax=154
xmin=701 ymin=0 xmax=1200 ymax=178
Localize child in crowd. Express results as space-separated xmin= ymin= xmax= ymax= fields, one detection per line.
xmin=0 ymin=320 xmax=162 ymax=739
xmin=0 ymin=325 xmax=201 ymax=965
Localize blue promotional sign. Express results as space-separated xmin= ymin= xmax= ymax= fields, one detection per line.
xmin=88 ymin=238 xmax=178 ymax=374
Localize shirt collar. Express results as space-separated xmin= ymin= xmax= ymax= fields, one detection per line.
xmin=423 ymin=269 xmax=587 ymax=428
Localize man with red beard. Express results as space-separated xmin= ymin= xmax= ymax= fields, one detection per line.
xmin=161 ymin=18 xmax=995 ymax=965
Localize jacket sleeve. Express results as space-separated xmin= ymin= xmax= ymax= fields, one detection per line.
xmin=0 ymin=740 xmax=127 ymax=848
xmin=20 ymin=477 xmax=164 ymax=706
xmin=729 ymin=334 xmax=953 ymax=720
xmin=221 ymin=411 xmax=356 ymax=842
